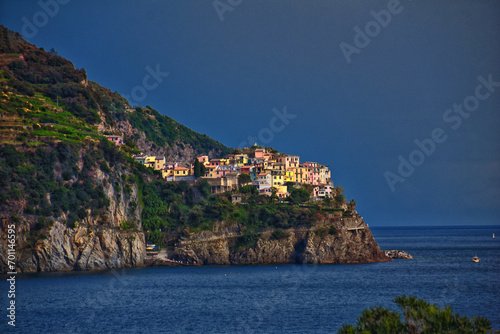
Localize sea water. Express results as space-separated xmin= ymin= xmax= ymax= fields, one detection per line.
xmin=1 ymin=225 xmax=499 ymax=333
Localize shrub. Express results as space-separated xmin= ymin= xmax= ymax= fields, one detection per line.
xmin=338 ymin=295 xmax=493 ymax=334
xmin=235 ymin=230 xmax=261 ymax=251
xmin=290 ymin=188 xmax=310 ymax=204
xmin=315 ymin=227 xmax=334 ymax=239
xmin=100 ymin=161 xmax=110 ymax=173
xmin=122 ymin=221 xmax=137 ymax=231
xmin=329 ymin=225 xmax=338 ymax=236
xmin=270 ymin=229 xmax=290 ymax=241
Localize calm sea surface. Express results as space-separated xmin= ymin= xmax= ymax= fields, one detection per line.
xmin=1 ymin=225 xmax=499 ymax=333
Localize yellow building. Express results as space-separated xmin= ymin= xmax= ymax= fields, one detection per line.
xmin=144 ymin=156 xmax=156 ymax=169
xmin=294 ymin=167 xmax=308 ymax=184
xmin=174 ymin=167 xmax=190 ymax=176
xmin=271 ymin=163 xmax=285 ymax=172
xmin=274 ymin=185 xmax=289 ymax=199
xmin=154 ymin=156 xmax=166 ymax=171
xmin=205 ymin=165 xmax=218 ymax=178
xmin=271 ymin=171 xmax=285 ymax=187
xmin=285 ymin=169 xmax=295 ymax=183
xmin=162 ymin=168 xmax=174 ymax=179
xmin=234 ymin=154 xmax=248 ymax=166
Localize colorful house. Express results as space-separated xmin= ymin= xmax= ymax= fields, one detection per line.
xmin=205 ymin=175 xmax=238 ymax=193
xmin=154 ymin=156 xmax=166 ymax=171
xmin=134 ymin=155 xmax=147 ymax=164
xmin=196 ymin=155 xmax=210 ymax=166
xmin=254 ymin=148 xmax=266 ymax=159
xmin=294 ymin=167 xmax=308 ymax=184
xmin=240 ymin=166 xmax=253 ymax=175
xmin=285 ymin=168 xmax=295 ymax=183
xmin=162 ymin=168 xmax=174 ymax=179
xmin=319 ymin=166 xmax=331 ymax=184
xmin=277 ymin=155 xmax=300 ymax=169
xmin=312 ymin=184 xmax=333 ymax=199
xmin=233 ymin=154 xmax=248 ymax=166
xmin=271 ymin=171 xmax=285 ymax=187
xmin=174 ymin=167 xmax=190 ymax=177
xmin=255 ymin=172 xmax=272 ymax=191
xmin=144 ymin=156 xmax=156 ymax=169
xmin=106 ymin=135 xmax=123 ymax=146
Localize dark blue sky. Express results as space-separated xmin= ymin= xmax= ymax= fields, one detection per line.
xmin=1 ymin=0 xmax=499 ymax=226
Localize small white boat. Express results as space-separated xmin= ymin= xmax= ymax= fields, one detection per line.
xmin=472 ymin=256 xmax=480 ymax=263
xmin=493 ymin=233 xmax=495 ymax=239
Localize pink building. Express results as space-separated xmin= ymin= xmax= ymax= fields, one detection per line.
xmin=210 ymin=159 xmax=225 ymax=166
xmin=312 ymin=185 xmax=333 ymax=199
xmin=254 ymin=148 xmax=266 ymax=159
xmin=303 ymin=162 xmax=322 ymax=185
xmin=106 ymin=135 xmax=123 ymax=146
xmin=277 ymin=155 xmax=300 ymax=169
xmin=197 ymin=156 xmax=209 ymax=165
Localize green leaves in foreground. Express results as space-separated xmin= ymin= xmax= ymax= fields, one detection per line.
xmin=338 ymin=295 xmax=495 ymax=334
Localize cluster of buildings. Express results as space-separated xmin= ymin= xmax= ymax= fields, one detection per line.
xmin=132 ymin=148 xmax=334 ymax=201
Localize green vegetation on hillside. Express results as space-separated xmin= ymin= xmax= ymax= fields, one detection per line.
xmin=0 ymin=138 xmax=132 ymax=224
xmin=140 ymin=178 xmax=331 ymax=246
xmin=338 ymin=295 xmax=494 ymax=334
xmin=127 ymin=106 xmax=231 ymax=154
xmin=0 ymin=83 xmax=101 ymax=146
xmin=0 ymin=25 xmax=231 ymax=158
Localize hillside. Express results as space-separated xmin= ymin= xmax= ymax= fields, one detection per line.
xmin=0 ymin=26 xmax=231 ymax=163
xmin=0 ymin=26 xmax=388 ymax=273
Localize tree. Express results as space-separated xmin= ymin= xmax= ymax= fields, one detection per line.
xmin=200 ymin=163 xmax=206 ymax=177
xmin=238 ymin=173 xmax=251 ymax=186
xmin=338 ymin=295 xmax=493 ymax=334
xmin=194 ymin=159 xmax=201 ymax=177
xmin=323 ymin=195 xmax=332 ymax=206
xmin=289 ymin=188 xmax=310 ymax=204
xmin=334 ymin=186 xmax=346 ymax=204
xmin=335 ymin=193 xmax=345 ymax=204
xmin=240 ymin=184 xmax=258 ymax=195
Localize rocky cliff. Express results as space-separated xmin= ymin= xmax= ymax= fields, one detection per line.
xmin=0 ymin=219 xmax=145 ymax=273
xmin=172 ymin=218 xmax=389 ymax=266
xmin=0 ymin=146 xmax=147 ymax=274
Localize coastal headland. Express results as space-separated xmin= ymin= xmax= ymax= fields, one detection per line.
xmin=0 ymin=25 xmax=389 ymax=274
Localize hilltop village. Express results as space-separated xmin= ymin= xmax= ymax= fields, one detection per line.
xmin=128 ymin=144 xmax=335 ymax=201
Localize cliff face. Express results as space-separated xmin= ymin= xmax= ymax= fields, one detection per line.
xmin=0 ymin=152 xmax=147 ymax=274
xmin=173 ymin=218 xmax=389 ymax=266
xmin=1 ymin=221 xmax=145 ymax=273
